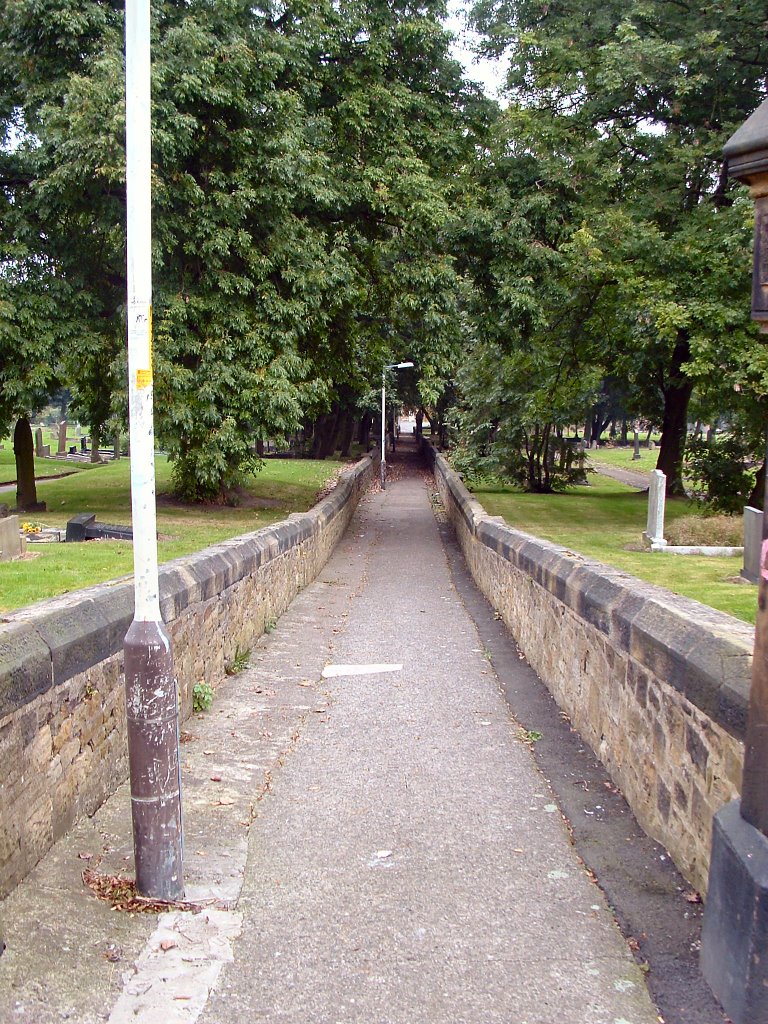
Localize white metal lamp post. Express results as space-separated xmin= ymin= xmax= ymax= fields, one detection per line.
xmin=123 ymin=0 xmax=184 ymax=900
xmin=381 ymin=362 xmax=413 ymax=488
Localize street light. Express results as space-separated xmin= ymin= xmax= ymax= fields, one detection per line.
xmin=700 ymin=98 xmax=768 ymax=1024
xmin=123 ymin=0 xmax=183 ymax=900
xmin=381 ymin=361 xmax=414 ymax=488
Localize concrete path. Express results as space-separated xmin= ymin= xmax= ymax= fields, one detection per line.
xmin=590 ymin=461 xmax=651 ymax=490
xmin=0 ymin=445 xmax=659 ymax=1024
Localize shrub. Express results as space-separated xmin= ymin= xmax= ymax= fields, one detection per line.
xmin=684 ymin=437 xmax=756 ymax=514
xmin=665 ymin=514 xmax=742 ymax=547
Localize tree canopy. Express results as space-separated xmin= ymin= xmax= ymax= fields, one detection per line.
xmin=1 ymin=0 xmax=766 ymax=502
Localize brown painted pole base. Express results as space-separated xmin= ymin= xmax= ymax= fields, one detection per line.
xmin=124 ymin=619 xmax=184 ymax=900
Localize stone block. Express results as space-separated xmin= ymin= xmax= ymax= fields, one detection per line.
xmin=628 ymin=601 xmax=703 ymax=696
xmin=0 ymin=623 xmax=53 ymax=718
xmin=34 ymin=599 xmax=122 ymax=685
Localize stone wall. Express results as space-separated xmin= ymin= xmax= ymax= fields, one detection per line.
xmin=0 ymin=456 xmax=373 ymax=898
xmin=425 ymin=444 xmax=752 ymax=894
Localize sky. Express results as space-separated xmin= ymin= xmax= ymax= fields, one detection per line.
xmin=444 ymin=0 xmax=507 ymax=99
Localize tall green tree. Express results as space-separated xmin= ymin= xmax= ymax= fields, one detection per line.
xmin=468 ymin=0 xmax=768 ymax=493
xmin=1 ymin=0 xmax=488 ymax=494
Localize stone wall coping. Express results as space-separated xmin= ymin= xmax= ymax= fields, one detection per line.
xmin=0 ymin=455 xmax=373 ymax=718
xmin=428 ymin=445 xmax=753 ymax=741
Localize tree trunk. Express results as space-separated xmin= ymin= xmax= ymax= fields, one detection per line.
xmin=338 ymin=411 xmax=355 ymax=458
xmin=620 ymin=419 xmax=629 ymax=444
xmin=90 ymin=422 xmax=103 ymax=463
xmin=359 ymin=411 xmax=373 ymax=450
xmin=415 ymin=409 xmax=424 ymax=437
xmin=256 ymin=438 xmax=264 ymax=457
xmin=14 ymin=416 xmax=39 ymax=510
xmin=749 ymin=458 xmax=766 ymax=510
xmin=656 ymin=333 xmax=694 ymax=497
xmin=310 ymin=415 xmax=328 ymax=458
xmin=318 ymin=405 xmax=341 ymax=459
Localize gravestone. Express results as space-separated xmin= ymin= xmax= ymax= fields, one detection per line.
xmin=741 ymin=506 xmax=763 ymax=584
xmin=643 ymin=469 xmax=667 ymax=549
xmin=633 ymin=430 xmax=641 ymax=460
xmin=80 ymin=437 xmax=87 ymax=453
xmin=66 ymin=513 xmax=133 ymax=543
xmin=648 ymin=440 xmax=656 ymax=450
xmin=0 ymin=515 xmax=23 ymax=561
xmin=58 ymin=420 xmax=67 ymax=455
xmin=590 ymin=440 xmax=598 ymax=450
xmin=34 ymin=427 xmax=44 ymax=457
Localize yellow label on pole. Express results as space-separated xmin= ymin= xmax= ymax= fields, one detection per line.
xmin=136 ymin=368 xmax=153 ymax=389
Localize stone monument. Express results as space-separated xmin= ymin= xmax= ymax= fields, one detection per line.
xmin=642 ymin=470 xmax=667 ymax=550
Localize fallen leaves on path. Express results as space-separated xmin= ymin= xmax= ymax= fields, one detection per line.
xmin=82 ymin=868 xmax=199 ymax=914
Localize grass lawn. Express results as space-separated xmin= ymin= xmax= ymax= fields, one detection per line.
xmin=586 ymin=446 xmax=657 ymax=473
xmin=0 ymin=455 xmax=344 ymax=613
xmin=0 ymin=445 xmax=92 ymax=483
xmin=470 ymin=474 xmax=756 ymax=625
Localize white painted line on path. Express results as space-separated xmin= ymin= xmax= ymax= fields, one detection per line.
xmin=109 ymin=909 xmax=242 ymax=1023
xmin=322 ymin=663 xmax=403 ymax=678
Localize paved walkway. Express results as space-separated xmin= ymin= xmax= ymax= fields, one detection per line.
xmin=0 ymin=443 xmax=659 ymax=1024
xmin=590 ymin=461 xmax=651 ymax=490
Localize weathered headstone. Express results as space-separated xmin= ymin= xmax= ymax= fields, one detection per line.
xmin=0 ymin=515 xmax=23 ymax=561
xmin=34 ymin=427 xmax=44 ymax=457
xmin=58 ymin=420 xmax=67 ymax=455
xmin=643 ymin=469 xmax=667 ymax=549
xmin=648 ymin=440 xmax=656 ymax=450
xmin=742 ymin=506 xmax=763 ymax=584
xmin=633 ymin=430 xmax=641 ymax=460
xmin=590 ymin=440 xmax=598 ymax=450
xmin=80 ymin=437 xmax=87 ymax=453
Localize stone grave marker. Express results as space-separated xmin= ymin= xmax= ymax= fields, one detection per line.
xmin=643 ymin=469 xmax=667 ymax=549
xmin=633 ymin=430 xmax=641 ymax=460
xmin=34 ymin=427 xmax=44 ymax=457
xmin=0 ymin=515 xmax=23 ymax=561
xmin=742 ymin=506 xmax=763 ymax=584
xmin=58 ymin=420 xmax=68 ymax=454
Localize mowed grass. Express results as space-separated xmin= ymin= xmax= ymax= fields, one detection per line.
xmin=0 ymin=455 xmax=344 ymax=613
xmin=470 ymin=474 xmax=756 ymax=625
xmin=0 ymin=445 xmax=92 ymax=482
xmin=587 ymin=446 xmax=658 ymax=473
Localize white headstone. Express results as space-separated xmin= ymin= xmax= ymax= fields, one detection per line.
xmin=643 ymin=470 xmax=667 ymax=549
xmin=742 ymin=506 xmax=763 ymax=584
